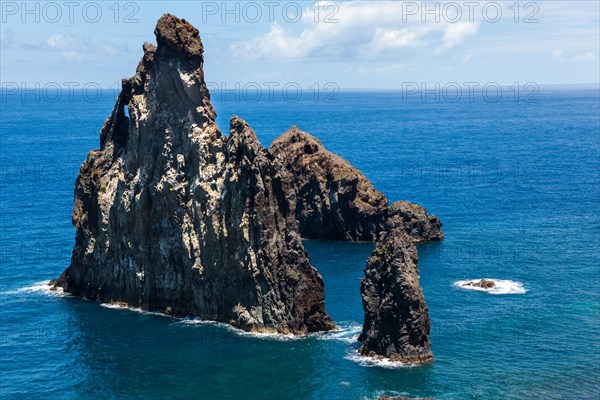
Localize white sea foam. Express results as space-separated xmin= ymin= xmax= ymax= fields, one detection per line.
xmin=454 ymin=279 xmax=527 ymax=295
xmin=98 ymin=302 xmax=170 ymax=317
xmin=230 ymin=327 xmax=305 ymax=341
xmin=345 ymin=351 xmax=416 ymax=369
xmin=316 ymin=321 xmax=362 ymax=343
xmin=86 ymin=301 xmax=321 ymax=341
xmin=0 ymin=281 xmax=70 ymax=297
xmin=0 ymin=282 xmax=361 ymax=342
xmin=29 ymin=296 xmax=299 ymax=339
xmin=99 ymin=302 xmax=142 ymax=311
xmin=176 ymin=316 xmax=310 ymax=341
xmin=178 ymin=318 xmax=361 ymax=342
xmin=177 ymin=316 xmax=213 ymax=325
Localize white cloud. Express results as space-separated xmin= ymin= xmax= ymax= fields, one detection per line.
xmin=44 ymin=34 xmax=127 ymax=62
xmin=343 ymin=63 xmax=408 ymax=74
xmin=551 ymin=49 xmax=564 ymax=60
xmin=60 ymin=51 xmax=84 ymax=63
xmin=435 ymin=22 xmax=479 ymax=54
xmin=230 ymin=23 xmax=309 ymax=60
xmin=47 ymin=34 xmax=86 ymax=51
xmin=230 ymin=1 xmax=478 ymax=61
xmin=1 ymin=29 xmax=44 ymax=50
xmin=573 ymin=51 xmax=595 ymax=62
xmin=99 ymin=43 xmax=119 ymax=55
xmin=47 ymin=34 xmax=87 ymax=62
xmin=360 ymin=27 xmax=427 ymax=56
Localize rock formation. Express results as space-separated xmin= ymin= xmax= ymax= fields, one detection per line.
xmin=465 ymin=279 xmax=495 ymax=289
xmin=51 ymin=13 xmax=442 ymax=364
xmin=52 ymin=14 xmax=335 ymax=335
xmin=269 ymin=125 xmax=440 ymax=362
xmin=270 ymin=127 xmax=443 ymax=242
xmin=387 ymin=201 xmax=443 ymax=243
xmin=358 ymin=224 xmax=433 ymax=364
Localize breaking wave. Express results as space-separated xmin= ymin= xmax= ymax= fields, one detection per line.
xmin=176 ymin=316 xmax=308 ymax=341
xmin=345 ymin=352 xmax=416 ymax=369
xmin=315 ymin=321 xmax=362 ymax=343
xmin=0 ymin=281 xmax=70 ymax=297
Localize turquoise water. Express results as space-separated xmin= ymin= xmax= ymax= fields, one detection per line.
xmin=1 ymin=89 xmax=599 ymax=399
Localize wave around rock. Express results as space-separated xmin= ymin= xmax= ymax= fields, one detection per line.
xmin=455 ymin=279 xmax=527 ymax=294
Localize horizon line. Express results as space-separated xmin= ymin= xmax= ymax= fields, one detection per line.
xmin=1 ymin=83 xmax=599 ymax=92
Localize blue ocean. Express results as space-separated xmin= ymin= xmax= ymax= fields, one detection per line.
xmin=0 ymin=87 xmax=599 ymax=399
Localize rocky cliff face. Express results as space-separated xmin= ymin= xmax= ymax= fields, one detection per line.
xmin=54 ymin=14 xmax=334 ymax=335
xmin=358 ymin=225 xmax=433 ymax=364
xmin=270 ymin=127 xmax=443 ymax=243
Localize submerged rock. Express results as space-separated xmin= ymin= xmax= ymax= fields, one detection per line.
xmin=358 ymin=227 xmax=433 ymax=364
xmin=53 ymin=14 xmax=335 ymax=335
xmin=465 ymin=279 xmax=496 ymax=289
xmin=270 ymin=127 xmax=443 ymax=242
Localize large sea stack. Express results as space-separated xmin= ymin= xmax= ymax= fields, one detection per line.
xmin=358 ymin=225 xmax=433 ymax=364
xmin=53 ymin=14 xmax=335 ymax=334
xmin=270 ymin=127 xmax=443 ymax=243
xmin=270 ymin=124 xmax=437 ymax=363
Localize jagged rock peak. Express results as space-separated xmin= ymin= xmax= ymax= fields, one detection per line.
xmin=229 ymin=115 xmax=261 ymax=146
xmin=52 ymin=14 xmax=335 ymax=336
xmin=275 ymin=126 xmax=322 ymax=154
xmin=154 ymin=13 xmax=204 ymax=62
xmin=122 ymin=13 xmax=217 ymax=128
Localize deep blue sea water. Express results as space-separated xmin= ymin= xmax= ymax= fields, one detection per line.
xmin=0 ymin=88 xmax=599 ymax=399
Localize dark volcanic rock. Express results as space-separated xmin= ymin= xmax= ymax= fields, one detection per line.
xmin=465 ymin=279 xmax=496 ymax=289
xmin=269 ymin=122 xmax=441 ymax=362
xmin=358 ymin=227 xmax=433 ymax=364
xmin=387 ymin=201 xmax=443 ymax=243
xmin=270 ymin=127 xmax=387 ymax=241
xmin=53 ymin=14 xmax=335 ymax=335
xmin=269 ymin=127 xmax=443 ymax=242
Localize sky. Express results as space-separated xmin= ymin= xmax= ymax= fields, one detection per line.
xmin=1 ymin=0 xmax=599 ymax=89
